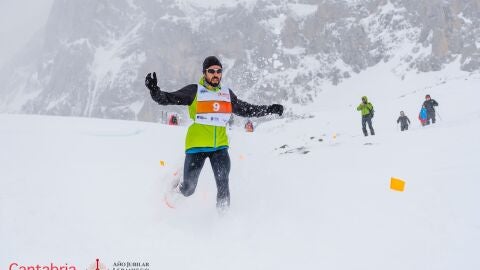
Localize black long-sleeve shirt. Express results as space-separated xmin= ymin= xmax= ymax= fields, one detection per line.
xmin=150 ymin=84 xmax=272 ymax=118
xmin=423 ymin=99 xmax=439 ymax=112
xmin=397 ymin=115 xmax=411 ymax=126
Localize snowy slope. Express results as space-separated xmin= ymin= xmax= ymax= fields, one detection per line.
xmin=1 ymin=67 xmax=480 ymax=269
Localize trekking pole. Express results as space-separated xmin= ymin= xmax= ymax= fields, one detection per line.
xmin=436 ymin=109 xmax=442 ymax=121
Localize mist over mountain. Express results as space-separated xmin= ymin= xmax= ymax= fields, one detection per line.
xmin=0 ymin=0 xmax=479 ymax=121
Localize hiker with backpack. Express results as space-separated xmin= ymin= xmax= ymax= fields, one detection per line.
xmin=423 ymin=94 xmax=439 ymax=125
xmin=419 ymin=105 xmax=427 ymax=126
xmin=357 ymin=96 xmax=375 ymax=136
xmin=397 ymin=111 xmax=411 ymax=131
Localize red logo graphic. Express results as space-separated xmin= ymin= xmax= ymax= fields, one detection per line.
xmin=87 ymin=259 xmax=107 ymax=270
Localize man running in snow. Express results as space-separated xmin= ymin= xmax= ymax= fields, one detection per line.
xmin=145 ymin=56 xmax=284 ymax=211
xmin=397 ymin=111 xmax=411 ymax=131
xmin=423 ymin=94 xmax=439 ymax=125
xmin=357 ymin=96 xmax=375 ymax=136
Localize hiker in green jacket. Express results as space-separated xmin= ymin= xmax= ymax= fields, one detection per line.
xmin=357 ymin=96 xmax=375 ymax=136
xmin=145 ymin=56 xmax=284 ymax=212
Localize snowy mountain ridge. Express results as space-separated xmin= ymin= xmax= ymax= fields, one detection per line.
xmin=0 ymin=0 xmax=479 ymax=121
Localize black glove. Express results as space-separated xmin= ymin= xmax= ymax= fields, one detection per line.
xmin=145 ymin=72 xmax=160 ymax=92
xmin=267 ymin=104 xmax=284 ymax=116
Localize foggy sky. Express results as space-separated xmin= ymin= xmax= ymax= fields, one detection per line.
xmin=0 ymin=0 xmax=54 ymax=68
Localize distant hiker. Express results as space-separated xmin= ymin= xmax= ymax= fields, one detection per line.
xmin=168 ymin=114 xmax=178 ymax=125
xmin=356 ymin=96 xmax=375 ymax=136
xmin=245 ymin=119 xmax=254 ymax=132
xmin=423 ymin=94 xmax=439 ymax=125
xmin=397 ymin=111 xmax=411 ymax=131
xmin=419 ymin=105 xmax=427 ymax=126
xmin=145 ymin=56 xmax=284 ymax=212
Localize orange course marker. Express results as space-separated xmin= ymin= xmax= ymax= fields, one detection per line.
xmin=159 ymin=160 xmax=166 ymax=166
xmin=390 ymin=177 xmax=406 ymax=192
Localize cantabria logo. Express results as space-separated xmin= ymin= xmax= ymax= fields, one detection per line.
xmin=8 ymin=262 xmax=76 ymax=270
xmin=87 ymin=259 xmax=107 ymax=270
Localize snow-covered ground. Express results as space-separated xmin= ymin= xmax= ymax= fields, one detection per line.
xmin=1 ymin=65 xmax=480 ymax=269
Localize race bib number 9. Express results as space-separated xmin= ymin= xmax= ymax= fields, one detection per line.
xmin=197 ymin=101 xmax=232 ymax=114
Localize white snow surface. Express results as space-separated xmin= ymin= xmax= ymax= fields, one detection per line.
xmin=1 ymin=65 xmax=480 ymax=269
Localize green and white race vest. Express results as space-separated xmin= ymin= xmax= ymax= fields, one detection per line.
xmin=185 ymin=84 xmax=232 ymax=150
xmin=194 ymin=84 xmax=232 ymax=127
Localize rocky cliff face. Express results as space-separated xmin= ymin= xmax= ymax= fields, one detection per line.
xmin=0 ymin=0 xmax=478 ymax=121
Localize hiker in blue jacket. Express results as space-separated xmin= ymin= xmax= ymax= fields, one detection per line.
xmin=419 ymin=105 xmax=427 ymax=126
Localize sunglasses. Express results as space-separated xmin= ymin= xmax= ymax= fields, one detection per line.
xmin=206 ymin=68 xmax=222 ymax=74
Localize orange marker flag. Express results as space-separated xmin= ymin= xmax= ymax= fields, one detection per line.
xmin=390 ymin=177 xmax=406 ymax=192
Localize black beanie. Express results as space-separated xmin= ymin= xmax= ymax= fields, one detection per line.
xmin=202 ymin=56 xmax=222 ymax=71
